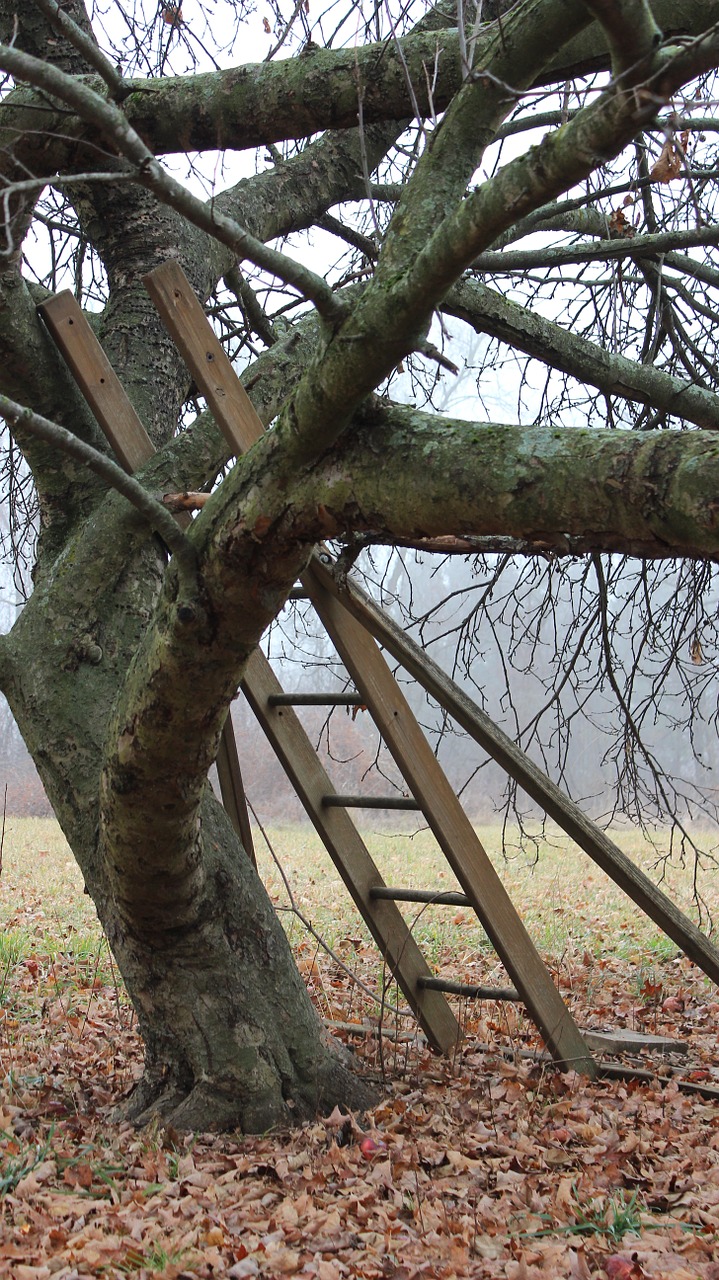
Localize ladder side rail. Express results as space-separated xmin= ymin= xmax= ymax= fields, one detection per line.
xmin=311 ymin=559 xmax=719 ymax=989
xmin=39 ymin=292 xmax=157 ymax=474
xmin=144 ymin=264 xmax=263 ymax=455
xmin=143 ymin=262 xmax=461 ymax=1052
xmin=38 ymin=290 xmax=257 ymax=865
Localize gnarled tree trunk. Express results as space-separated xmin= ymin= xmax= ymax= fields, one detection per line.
xmin=3 ymin=521 xmax=373 ymax=1131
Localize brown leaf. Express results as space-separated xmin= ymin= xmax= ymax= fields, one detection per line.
xmin=649 ymin=138 xmax=683 ymax=182
xmin=608 ymin=207 xmax=635 ymax=239
xmin=568 ymin=1246 xmax=593 ymax=1279
xmin=605 ymin=1257 xmax=645 ymax=1279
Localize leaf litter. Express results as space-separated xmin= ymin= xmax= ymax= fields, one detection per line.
xmin=1 ymin=894 xmax=718 ymax=1279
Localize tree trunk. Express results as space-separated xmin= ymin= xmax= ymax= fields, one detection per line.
xmin=2 ymin=515 xmax=373 ymax=1133
xmin=107 ymin=795 xmax=374 ymax=1133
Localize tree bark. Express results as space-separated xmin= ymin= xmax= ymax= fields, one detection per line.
xmin=1 ymin=488 xmax=374 ymax=1131
xmin=107 ymin=793 xmax=374 ymax=1132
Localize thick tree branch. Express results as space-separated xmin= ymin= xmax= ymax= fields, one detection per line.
xmin=310 ymin=405 xmax=719 ymax=560
xmin=100 ymin=403 xmax=719 ymax=925
xmin=405 ymin=28 xmax=719 ymax=315
xmin=89 ymin=1 xmax=718 ymax=154
xmin=444 ymin=276 xmax=719 ymax=429
xmin=286 ymin=18 xmax=719 ymax=464
xmin=0 ymin=631 xmax=11 ymax=692
xmin=580 ymin=0 xmax=662 ymax=76
xmin=373 ymin=0 xmax=593 ymax=284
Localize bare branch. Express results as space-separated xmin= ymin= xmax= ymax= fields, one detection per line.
xmin=445 ymin=277 xmax=719 ymax=430
xmin=0 ymin=393 xmax=198 ymax=594
xmin=0 ymin=43 xmax=344 ymax=322
xmin=472 ymin=222 xmax=719 ymax=273
xmin=31 ymin=0 xmax=127 ymax=100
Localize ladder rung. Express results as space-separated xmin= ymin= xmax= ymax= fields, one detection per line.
xmin=371 ymin=887 xmax=471 ymax=907
xmin=418 ymin=976 xmax=521 ymax=1002
xmin=268 ymin=692 xmax=364 ymax=706
xmin=322 ymin=794 xmax=421 ymax=810
xmin=288 ymin=587 xmax=310 ymax=599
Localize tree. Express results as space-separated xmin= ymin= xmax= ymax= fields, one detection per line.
xmin=1 ymin=0 xmax=719 ymax=1132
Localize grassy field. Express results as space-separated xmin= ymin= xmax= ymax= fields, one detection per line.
xmin=2 ymin=813 xmax=718 ymax=1021
xmin=2 ymin=816 xmax=719 ymax=1279
xmin=255 ymin=816 xmax=719 ymax=959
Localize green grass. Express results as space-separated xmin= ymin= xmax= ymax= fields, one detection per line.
xmin=117 ymin=1243 xmax=188 ymax=1274
xmin=0 ymin=1127 xmax=53 ymax=1197
xmin=1 ymin=815 xmax=717 ymax=982
xmin=0 ymin=927 xmax=33 ymax=967
xmin=256 ymin=817 xmax=719 ymax=964
xmin=516 ymin=1186 xmax=644 ymax=1244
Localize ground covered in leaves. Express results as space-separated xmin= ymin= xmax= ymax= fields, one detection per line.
xmin=1 ymin=823 xmax=719 ymax=1278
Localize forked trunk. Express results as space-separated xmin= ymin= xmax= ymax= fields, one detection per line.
xmin=3 ymin=547 xmax=374 ymax=1132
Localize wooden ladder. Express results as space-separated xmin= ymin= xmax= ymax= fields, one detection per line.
xmin=53 ymin=260 xmax=719 ymax=1075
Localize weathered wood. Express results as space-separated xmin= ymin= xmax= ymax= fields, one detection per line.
xmin=38 ymin=292 xmax=155 ymax=473
xmin=371 ymin=887 xmax=471 ymax=906
xmin=582 ymin=1028 xmax=688 ymax=1055
xmin=305 ymin=569 xmax=596 ymax=1074
xmin=241 ymin=650 xmax=462 ymax=1052
xmin=39 ymin=290 xmax=255 ymax=856
xmin=267 ymin=692 xmax=364 ymax=706
xmin=471 ymin=1041 xmax=719 ymax=1100
xmin=214 ymin=717 xmax=257 ymax=867
xmin=311 ymin=559 xmax=719 ymax=991
xmin=419 ymin=977 xmax=522 ymax=1001
xmin=143 ymin=262 xmax=261 ymax=455
xmin=322 ymin=794 xmax=421 ymax=810
xmin=144 ymin=259 xmax=595 ymax=1073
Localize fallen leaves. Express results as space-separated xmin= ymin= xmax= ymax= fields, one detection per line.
xmin=2 ymin=894 xmax=719 ymax=1278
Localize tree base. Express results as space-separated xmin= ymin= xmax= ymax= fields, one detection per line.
xmin=119 ymin=1045 xmax=377 ymax=1133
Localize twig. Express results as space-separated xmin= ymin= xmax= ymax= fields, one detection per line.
xmin=224 ymin=265 xmax=279 ymax=347
xmin=354 ymin=66 xmax=381 ymax=238
xmin=418 ymin=337 xmax=459 ymax=374
xmin=161 ymin=491 xmax=210 ymax=512
xmin=383 ymin=0 xmax=423 ymax=118
xmin=264 ymin=0 xmax=307 ymax=62
xmin=32 ymin=0 xmax=129 ymax=100
xmin=0 ymin=394 xmax=198 ymax=594
xmin=1 ymin=173 xmax=134 ymax=258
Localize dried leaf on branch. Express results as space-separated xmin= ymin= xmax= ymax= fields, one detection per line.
xmin=649 ymin=133 xmax=689 ymax=183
